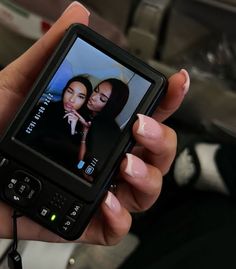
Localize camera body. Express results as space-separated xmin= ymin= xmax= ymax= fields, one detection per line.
xmin=0 ymin=24 xmax=167 ymax=240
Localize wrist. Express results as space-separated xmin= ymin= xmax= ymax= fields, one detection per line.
xmin=81 ymin=131 xmax=88 ymax=139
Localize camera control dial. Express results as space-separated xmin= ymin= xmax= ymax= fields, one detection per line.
xmin=4 ymin=170 xmax=41 ymax=207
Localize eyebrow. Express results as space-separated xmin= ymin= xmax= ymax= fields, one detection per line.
xmin=98 ymin=85 xmax=109 ymax=100
xmin=68 ymin=86 xmax=86 ymax=97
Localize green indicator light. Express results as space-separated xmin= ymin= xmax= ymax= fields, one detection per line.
xmin=51 ymin=214 xmax=57 ymax=222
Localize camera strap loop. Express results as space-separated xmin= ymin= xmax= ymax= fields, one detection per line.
xmin=7 ymin=210 xmax=23 ymax=269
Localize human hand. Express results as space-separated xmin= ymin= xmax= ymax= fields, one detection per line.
xmin=63 ymin=111 xmax=80 ymax=135
xmin=63 ymin=110 xmax=90 ymax=135
xmin=63 ymin=109 xmax=90 ymax=135
xmin=72 ymin=110 xmax=90 ymax=128
xmin=0 ymin=2 xmax=190 ymax=244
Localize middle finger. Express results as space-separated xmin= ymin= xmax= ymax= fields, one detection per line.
xmin=133 ymin=114 xmax=177 ymax=175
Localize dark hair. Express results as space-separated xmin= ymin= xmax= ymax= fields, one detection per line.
xmin=96 ymin=78 xmax=129 ymax=119
xmin=62 ymin=75 xmax=93 ymax=111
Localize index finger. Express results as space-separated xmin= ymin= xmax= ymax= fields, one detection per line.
xmin=153 ymin=69 xmax=190 ymax=122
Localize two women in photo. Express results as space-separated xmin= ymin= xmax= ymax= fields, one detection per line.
xmin=25 ymin=75 xmax=129 ymax=181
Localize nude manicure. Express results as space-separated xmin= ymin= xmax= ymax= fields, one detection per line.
xmin=63 ymin=1 xmax=90 ymax=16
xmin=179 ymin=69 xmax=190 ymax=95
xmin=125 ymin=153 xmax=148 ymax=178
xmin=137 ymin=114 xmax=162 ymax=139
xmin=105 ymin=191 xmax=121 ymax=213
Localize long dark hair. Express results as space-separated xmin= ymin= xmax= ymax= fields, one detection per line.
xmin=96 ymin=78 xmax=129 ymax=119
xmin=62 ymin=75 xmax=93 ymax=111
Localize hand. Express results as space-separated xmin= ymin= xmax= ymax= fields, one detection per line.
xmin=63 ymin=110 xmax=90 ymax=135
xmin=0 ymin=2 xmax=189 ymax=244
xmin=81 ymin=69 xmax=189 ymax=245
xmin=63 ymin=111 xmax=80 ymax=135
xmin=72 ymin=110 xmax=90 ymax=128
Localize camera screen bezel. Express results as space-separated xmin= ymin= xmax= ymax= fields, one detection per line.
xmin=0 ymin=24 xmax=167 ymax=203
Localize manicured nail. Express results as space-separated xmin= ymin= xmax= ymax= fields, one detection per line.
xmin=125 ymin=153 xmax=148 ymax=178
xmin=137 ymin=114 xmax=162 ymax=139
xmin=179 ymin=69 xmax=190 ymax=95
xmin=63 ymin=1 xmax=90 ymax=16
xmin=105 ymin=191 xmax=121 ymax=213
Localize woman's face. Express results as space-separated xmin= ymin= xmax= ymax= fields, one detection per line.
xmin=87 ymin=81 xmax=112 ymax=113
xmin=63 ymin=81 xmax=87 ymax=112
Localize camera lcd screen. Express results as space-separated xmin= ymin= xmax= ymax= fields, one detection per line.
xmin=16 ymin=37 xmax=152 ymax=183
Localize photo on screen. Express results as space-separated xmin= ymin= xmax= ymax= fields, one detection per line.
xmin=16 ymin=37 xmax=152 ymax=183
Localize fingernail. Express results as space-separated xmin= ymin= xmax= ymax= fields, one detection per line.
xmin=63 ymin=1 xmax=90 ymax=16
xmin=137 ymin=114 xmax=162 ymax=139
xmin=125 ymin=153 xmax=148 ymax=178
xmin=105 ymin=191 xmax=121 ymax=213
xmin=179 ymin=69 xmax=190 ymax=95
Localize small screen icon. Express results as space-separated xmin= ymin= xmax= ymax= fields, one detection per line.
xmin=85 ymin=165 xmax=94 ymax=175
xmin=77 ymin=160 xmax=85 ymax=169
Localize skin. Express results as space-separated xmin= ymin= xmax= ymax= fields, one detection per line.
xmin=63 ymin=80 xmax=88 ymax=135
xmin=0 ymin=3 xmax=188 ymax=245
xmin=77 ymin=81 xmax=112 ymax=162
xmin=76 ymin=80 xmax=113 ymax=155
xmin=87 ymin=81 xmax=112 ymax=115
xmin=63 ymin=81 xmax=87 ymax=112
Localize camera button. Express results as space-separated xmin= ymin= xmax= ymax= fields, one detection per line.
xmin=14 ymin=182 xmax=31 ymax=197
xmin=39 ymin=207 xmax=51 ymax=218
xmin=0 ymin=155 xmax=9 ymax=167
xmin=59 ymin=217 xmax=75 ymax=234
xmin=14 ymin=171 xmax=41 ymax=191
xmin=67 ymin=203 xmax=83 ymax=221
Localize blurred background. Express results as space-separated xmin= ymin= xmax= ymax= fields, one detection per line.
xmin=0 ymin=1 xmax=235 ymax=268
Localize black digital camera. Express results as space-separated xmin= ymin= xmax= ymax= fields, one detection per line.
xmin=0 ymin=24 xmax=167 ymax=240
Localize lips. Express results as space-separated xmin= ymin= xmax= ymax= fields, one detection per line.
xmin=64 ymin=102 xmax=74 ymax=111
